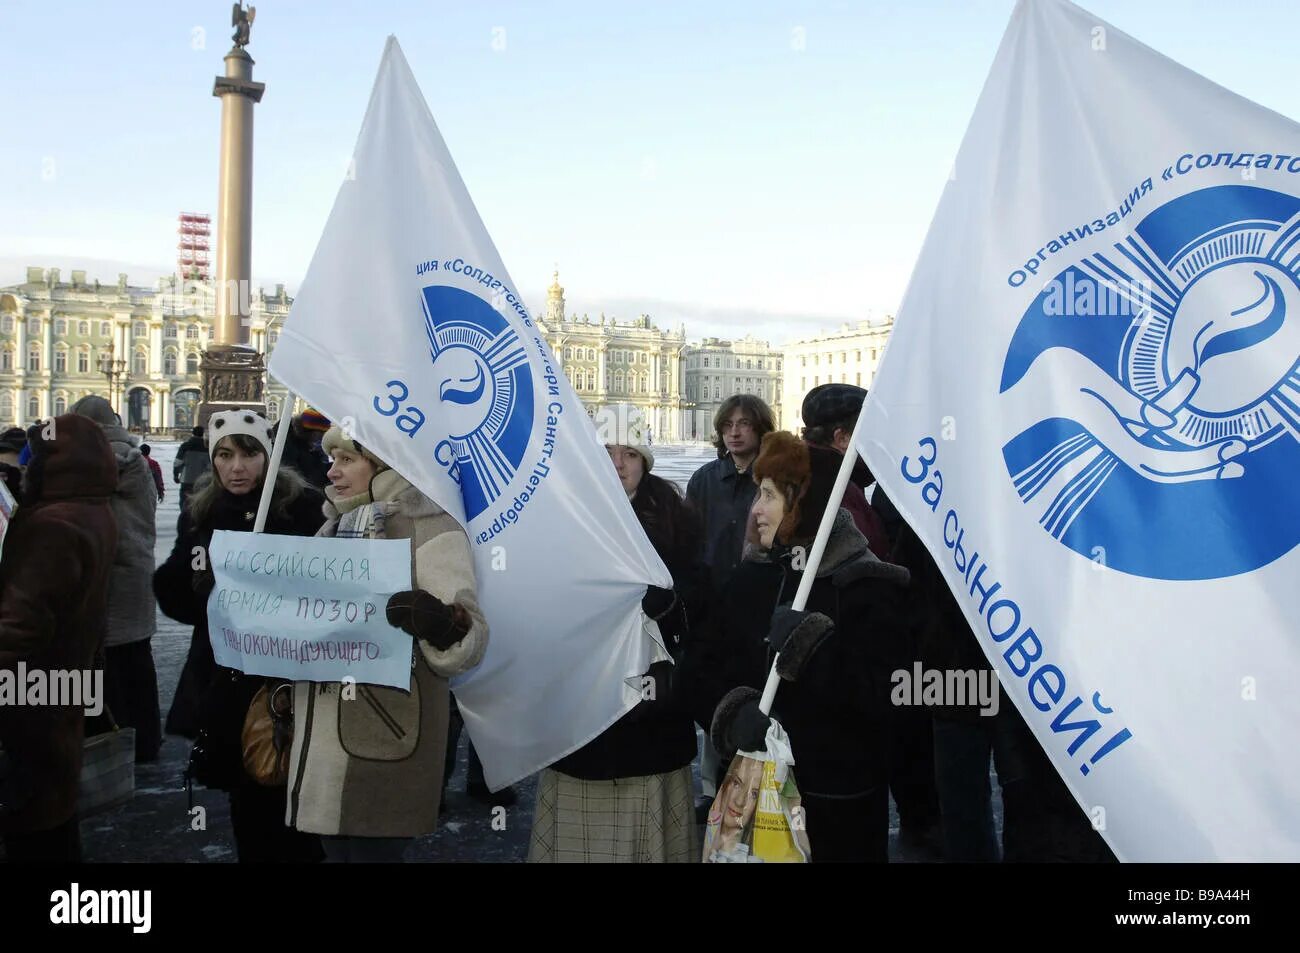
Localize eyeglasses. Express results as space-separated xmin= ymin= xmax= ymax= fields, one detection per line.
xmin=722 ymin=419 xmax=754 ymax=432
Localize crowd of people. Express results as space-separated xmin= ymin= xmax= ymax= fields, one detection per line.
xmin=0 ymin=384 xmax=1113 ymax=864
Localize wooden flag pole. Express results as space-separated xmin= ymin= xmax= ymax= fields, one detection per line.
xmin=758 ymin=413 xmax=869 ymax=716
xmin=253 ymin=390 xmax=295 ymax=534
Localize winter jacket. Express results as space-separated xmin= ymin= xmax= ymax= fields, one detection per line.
xmin=155 ymin=474 xmax=325 ymax=765
xmin=286 ymin=469 xmax=489 ymax=838
xmin=96 ymin=420 xmax=157 ymax=648
xmin=551 ymin=479 xmax=707 ymax=781
xmin=685 ymin=454 xmax=758 ymax=594
xmin=0 ymin=415 xmax=118 ymax=834
xmin=174 ymin=435 xmax=210 ymax=485
xmin=277 ymin=424 xmax=331 ymax=490
xmin=678 ymin=509 xmax=910 ymax=797
xmin=144 ymin=456 xmax=165 ymax=499
xmin=891 ymin=523 xmax=999 ymax=723
xmin=804 ymin=439 xmax=890 ymax=559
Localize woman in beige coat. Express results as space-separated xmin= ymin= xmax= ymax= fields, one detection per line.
xmin=286 ymin=426 xmax=488 ymax=862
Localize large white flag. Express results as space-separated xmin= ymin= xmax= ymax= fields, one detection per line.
xmin=858 ymin=0 xmax=1300 ymax=861
xmin=270 ymin=37 xmax=671 ymax=789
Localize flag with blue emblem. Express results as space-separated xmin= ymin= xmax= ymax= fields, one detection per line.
xmin=269 ymin=37 xmax=672 ymax=789
xmin=856 ymin=0 xmax=1300 ymax=860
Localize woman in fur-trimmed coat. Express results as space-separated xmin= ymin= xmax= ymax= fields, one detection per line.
xmin=677 ymin=431 xmax=911 ymax=863
xmin=286 ymin=426 xmax=489 ymax=862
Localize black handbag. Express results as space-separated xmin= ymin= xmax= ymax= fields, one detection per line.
xmin=185 ymin=668 xmax=261 ymax=799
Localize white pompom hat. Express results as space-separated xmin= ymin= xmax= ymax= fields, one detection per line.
xmin=207 ymin=409 xmax=274 ymax=461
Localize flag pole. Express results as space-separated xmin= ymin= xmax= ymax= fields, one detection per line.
xmin=758 ymin=409 xmax=871 ymax=716
xmin=253 ymin=389 xmax=294 ymax=534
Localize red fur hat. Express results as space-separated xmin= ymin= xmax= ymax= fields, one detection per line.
xmin=752 ymin=432 xmax=842 ymax=545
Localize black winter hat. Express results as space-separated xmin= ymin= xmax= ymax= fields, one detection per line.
xmin=0 ymin=427 xmax=26 ymax=454
xmin=801 ymin=383 xmax=866 ymax=430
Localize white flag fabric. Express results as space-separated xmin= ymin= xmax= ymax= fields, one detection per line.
xmin=269 ymin=37 xmax=671 ymax=789
xmin=858 ymin=0 xmax=1300 ymax=861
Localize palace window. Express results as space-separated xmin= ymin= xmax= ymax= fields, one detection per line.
xmin=54 ymin=394 xmax=67 ymax=416
xmin=133 ymin=350 xmax=147 ymax=375
xmin=268 ymin=331 xmax=278 ymax=346
xmin=165 ymin=324 xmax=177 ymax=338
xmin=77 ymin=347 xmax=90 ymax=373
xmin=0 ymin=394 xmax=11 ymax=418
xmin=587 ymin=348 xmax=595 ymax=361
xmin=78 ymin=321 xmax=89 ymax=336
xmin=186 ymin=353 xmax=199 ymax=374
xmin=27 ymin=342 xmax=41 ymax=371
xmin=564 ymin=347 xmax=572 ymax=361
xmin=28 ymin=317 xmax=41 ymax=336
xmin=133 ymin=321 xmax=147 ymax=338
xmin=100 ymin=321 xmax=111 ymax=337
xmin=0 ymin=315 xmax=12 ymax=334
xmin=164 ymin=350 xmax=177 ymax=375
xmin=55 ymin=348 xmax=67 ymax=373
xmin=186 ymin=325 xmax=199 ymax=340
xmin=1 ymin=348 xmax=12 ymax=370
xmin=55 ymin=319 xmax=67 ymax=335
xmin=27 ymin=395 xmax=39 ymax=419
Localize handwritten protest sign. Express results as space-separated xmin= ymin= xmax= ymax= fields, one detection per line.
xmin=206 ymin=530 xmax=414 ymax=689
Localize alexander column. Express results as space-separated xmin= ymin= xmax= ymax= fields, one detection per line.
xmin=200 ymin=2 xmax=266 ymax=424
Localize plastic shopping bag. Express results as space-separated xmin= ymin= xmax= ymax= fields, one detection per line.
xmin=702 ymin=718 xmax=811 ymax=863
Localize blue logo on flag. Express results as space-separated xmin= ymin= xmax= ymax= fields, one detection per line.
xmin=422 ymin=285 xmax=533 ymax=521
xmin=1000 ymin=185 xmax=1300 ymax=579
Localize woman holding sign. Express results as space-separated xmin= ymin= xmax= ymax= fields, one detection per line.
xmin=284 ymin=426 xmax=488 ymax=863
xmin=154 ymin=410 xmax=325 ymax=863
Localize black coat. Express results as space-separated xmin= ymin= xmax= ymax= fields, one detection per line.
xmin=155 ymin=478 xmax=324 ymax=787
xmin=685 ymin=455 xmax=757 ymax=595
xmin=551 ymin=477 xmax=707 ymax=781
xmin=678 ymin=511 xmax=911 ymax=797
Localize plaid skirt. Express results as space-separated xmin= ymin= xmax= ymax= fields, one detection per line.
xmin=527 ymin=766 xmax=699 ymax=863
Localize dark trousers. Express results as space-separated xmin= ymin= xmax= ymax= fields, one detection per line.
xmin=802 ymin=785 xmax=889 ymax=863
xmin=932 ymin=715 xmax=1001 ymax=861
xmin=228 ymin=781 xmax=323 ymax=864
xmin=320 ymin=835 xmax=412 ymax=863
xmin=3 ymin=814 xmax=82 ymax=863
xmin=888 ymin=702 xmax=939 ymax=829
xmin=443 ymin=696 xmax=486 ymax=790
xmin=996 ymin=708 xmax=1116 ymax=863
xmin=103 ymin=639 xmax=162 ymax=762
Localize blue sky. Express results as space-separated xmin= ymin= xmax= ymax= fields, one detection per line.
xmin=2 ymin=0 xmax=1297 ymax=341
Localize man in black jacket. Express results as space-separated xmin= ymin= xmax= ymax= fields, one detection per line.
xmin=173 ymin=426 xmax=209 ymax=517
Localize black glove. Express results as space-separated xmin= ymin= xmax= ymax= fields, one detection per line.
xmin=386 ymin=590 xmax=463 ymax=651
xmin=766 ymin=605 xmax=835 ymax=682
xmin=641 ymin=585 xmax=677 ymax=622
xmin=710 ymin=686 xmax=770 ymax=756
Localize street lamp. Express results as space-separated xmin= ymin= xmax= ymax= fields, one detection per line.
xmin=98 ymin=342 xmax=128 ymax=415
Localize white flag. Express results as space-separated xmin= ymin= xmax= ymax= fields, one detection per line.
xmin=858 ymin=0 xmax=1300 ymax=861
xmin=269 ymin=37 xmax=671 ymax=789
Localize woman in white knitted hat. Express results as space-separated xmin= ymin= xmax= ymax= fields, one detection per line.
xmin=284 ymin=426 xmax=488 ymax=862
xmin=154 ymin=409 xmax=325 ymax=863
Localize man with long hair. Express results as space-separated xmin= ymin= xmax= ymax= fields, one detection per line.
xmin=685 ymin=394 xmax=775 ymax=594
